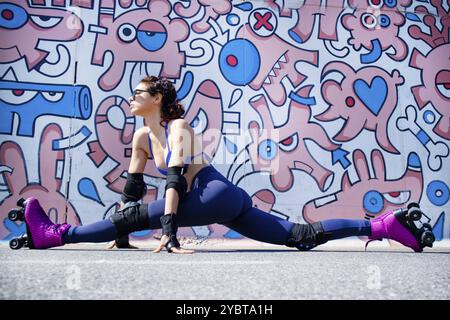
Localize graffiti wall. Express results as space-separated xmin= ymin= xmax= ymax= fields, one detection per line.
xmin=1 ymin=0 xmax=449 ymax=243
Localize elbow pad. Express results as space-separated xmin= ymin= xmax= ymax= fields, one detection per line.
xmin=165 ymin=166 xmax=187 ymax=200
xmin=121 ymin=173 xmax=147 ymax=203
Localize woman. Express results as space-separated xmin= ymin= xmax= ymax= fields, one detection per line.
xmin=13 ymin=76 xmax=433 ymax=253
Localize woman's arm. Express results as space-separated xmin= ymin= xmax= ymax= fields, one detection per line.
xmin=164 ymin=119 xmax=190 ymax=214
xmin=153 ymin=119 xmax=194 ymax=254
xmin=109 ymin=128 xmax=149 ymax=249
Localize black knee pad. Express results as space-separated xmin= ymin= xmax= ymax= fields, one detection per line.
xmin=109 ymin=202 xmax=149 ymax=238
xmin=286 ymin=222 xmax=331 ymax=251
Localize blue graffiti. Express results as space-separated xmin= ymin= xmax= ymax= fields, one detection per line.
xmin=432 ymin=212 xmax=445 ymax=241
xmin=234 ymin=2 xmax=253 ymax=12
xmin=0 ymin=81 xmax=92 ymax=136
xmin=407 ymin=152 xmax=422 ymax=169
xmin=78 ymin=177 xmax=104 ymax=206
xmin=258 ymin=139 xmax=278 ymax=161
xmin=361 ymin=39 xmax=382 ymax=64
xmin=227 ymin=13 xmax=240 ymax=26
xmin=0 ymin=3 xmax=28 ymax=29
xmin=332 ymin=148 xmax=351 ymax=169
xmin=3 ymin=218 xmax=26 ymax=240
xmin=224 ymin=229 xmax=243 ymax=239
xmin=423 ymin=110 xmax=436 ymax=124
xmin=363 ymin=190 xmax=384 ymax=214
xmin=224 ymin=137 xmax=238 ymax=154
xmin=427 ymin=180 xmax=449 ymax=207
xmin=219 ymin=39 xmax=260 ymax=86
xmin=353 ymin=76 xmax=387 ymax=116
xmin=288 ymin=91 xmax=316 ymax=106
xmin=177 ymin=71 xmax=194 ymax=101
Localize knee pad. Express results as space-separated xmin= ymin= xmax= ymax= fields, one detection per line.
xmin=286 ymin=222 xmax=331 ymax=251
xmin=109 ymin=202 xmax=149 ymax=238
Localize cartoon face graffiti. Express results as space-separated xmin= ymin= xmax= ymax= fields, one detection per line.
xmin=0 ymin=1 xmax=83 ymax=70
xmin=247 ymin=87 xmax=340 ymax=193
xmin=90 ymin=0 xmax=189 ymax=91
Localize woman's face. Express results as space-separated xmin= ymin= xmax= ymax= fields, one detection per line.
xmin=129 ymin=82 xmax=162 ymax=116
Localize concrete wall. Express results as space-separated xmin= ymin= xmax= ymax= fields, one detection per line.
xmin=1 ymin=0 xmax=449 ymax=242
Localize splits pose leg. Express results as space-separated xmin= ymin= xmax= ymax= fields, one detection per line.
xmin=8 ymin=166 xmax=434 ymax=252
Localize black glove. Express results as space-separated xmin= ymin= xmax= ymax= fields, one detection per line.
xmin=160 ymin=213 xmax=180 ymax=252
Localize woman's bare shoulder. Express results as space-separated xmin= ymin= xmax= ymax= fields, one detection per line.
xmin=169 ymin=118 xmax=189 ymax=129
xmin=133 ymin=126 xmax=150 ymax=149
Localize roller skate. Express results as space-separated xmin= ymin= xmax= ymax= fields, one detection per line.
xmin=366 ymin=202 xmax=435 ymax=252
xmin=7 ymin=197 xmax=70 ymax=250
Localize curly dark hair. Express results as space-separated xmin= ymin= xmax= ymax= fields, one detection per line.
xmin=140 ymin=76 xmax=185 ymax=127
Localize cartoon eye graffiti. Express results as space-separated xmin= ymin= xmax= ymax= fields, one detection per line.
xmin=0 ymin=89 xmax=39 ymax=105
xmin=258 ymin=139 xmax=278 ymax=161
xmin=118 ymin=23 xmax=137 ymax=43
xmin=278 ymin=133 xmax=299 ymax=152
xmin=136 ymin=20 xmax=167 ymax=52
xmin=219 ymin=39 xmax=260 ymax=86
xmin=190 ymin=108 xmax=208 ymax=135
xmin=383 ymin=0 xmax=397 ymax=8
xmin=368 ymin=0 xmax=383 ymax=9
xmin=382 ymin=191 xmax=410 ymax=205
xmin=361 ymin=12 xmax=378 ymax=29
xmin=345 ymin=96 xmax=356 ymax=108
xmin=0 ymin=3 xmax=27 ymax=29
xmin=378 ymin=14 xmax=390 ymax=28
xmin=363 ymin=190 xmax=384 ymax=214
xmin=436 ymin=71 xmax=450 ymax=99
xmin=29 ymin=15 xmax=63 ymax=28
xmin=41 ymin=91 xmax=64 ymax=102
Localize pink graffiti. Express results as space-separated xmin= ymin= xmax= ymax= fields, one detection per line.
xmin=303 ymin=149 xmax=423 ymax=225
xmin=30 ymin=0 xmax=94 ymax=8
xmin=342 ymin=0 xmax=412 ymax=61
xmin=317 ymin=62 xmax=404 ymax=154
xmin=248 ymin=86 xmax=340 ymax=193
xmin=174 ymin=0 xmax=232 ymax=34
xmin=0 ymin=124 xmax=81 ymax=239
xmin=268 ymin=0 xmax=345 ymax=42
xmin=236 ymin=24 xmax=318 ymax=106
xmin=0 ymin=0 xmax=83 ymax=70
xmin=87 ymin=95 xmax=158 ymax=202
xmin=183 ymin=80 xmax=224 ymax=162
xmin=91 ymin=0 xmax=189 ymax=91
xmin=409 ymin=0 xmax=450 ymax=140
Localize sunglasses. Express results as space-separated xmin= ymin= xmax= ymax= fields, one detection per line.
xmin=132 ymin=89 xmax=152 ymax=99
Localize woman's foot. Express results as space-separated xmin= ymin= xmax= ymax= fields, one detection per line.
xmin=20 ymin=197 xmax=70 ymax=249
xmin=367 ymin=203 xmax=435 ymax=252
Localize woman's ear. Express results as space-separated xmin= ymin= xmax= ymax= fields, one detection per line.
xmin=154 ymin=92 xmax=163 ymax=104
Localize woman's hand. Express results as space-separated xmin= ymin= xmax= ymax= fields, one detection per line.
xmin=152 ymin=235 xmax=194 ymax=254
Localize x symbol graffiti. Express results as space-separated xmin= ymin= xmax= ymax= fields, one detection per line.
xmin=254 ymin=12 xmax=273 ymax=31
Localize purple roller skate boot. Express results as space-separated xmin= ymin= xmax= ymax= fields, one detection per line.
xmin=23 ymin=197 xmax=71 ymax=249
xmin=366 ymin=203 xmax=435 ymax=253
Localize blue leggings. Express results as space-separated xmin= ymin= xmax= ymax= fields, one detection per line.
xmin=64 ymin=165 xmax=371 ymax=247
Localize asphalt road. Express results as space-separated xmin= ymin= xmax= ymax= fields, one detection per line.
xmin=1 ymin=240 xmax=449 ymax=300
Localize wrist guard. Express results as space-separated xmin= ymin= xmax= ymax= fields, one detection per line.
xmin=160 ymin=213 xmax=180 ymax=252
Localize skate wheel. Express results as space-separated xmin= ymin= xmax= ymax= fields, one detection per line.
xmin=407 ymin=202 xmax=420 ymax=210
xmin=17 ymin=198 xmax=26 ymax=207
xmin=423 ymin=223 xmax=432 ymax=231
xmin=9 ymin=238 xmax=23 ymax=250
xmin=421 ymin=231 xmax=435 ymax=247
xmin=407 ymin=207 xmax=422 ymax=221
xmin=8 ymin=209 xmax=24 ymax=222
